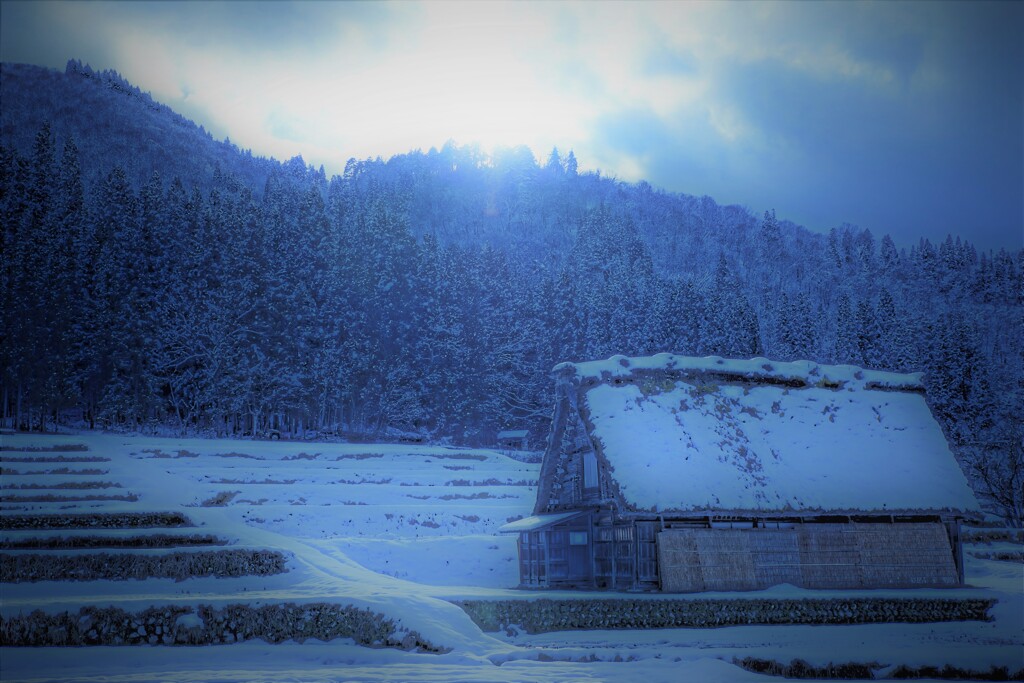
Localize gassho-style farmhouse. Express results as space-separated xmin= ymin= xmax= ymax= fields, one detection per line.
xmin=501 ymin=354 xmax=981 ymax=592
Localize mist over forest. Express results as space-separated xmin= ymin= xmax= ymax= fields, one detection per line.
xmin=2 ymin=61 xmax=1021 ymax=520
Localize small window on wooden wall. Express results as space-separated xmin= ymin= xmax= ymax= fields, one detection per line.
xmin=569 ymin=531 xmax=588 ymax=545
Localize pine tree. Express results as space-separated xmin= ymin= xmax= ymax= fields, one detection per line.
xmin=777 ymin=292 xmax=814 ymax=360
xmin=827 ymin=228 xmax=843 ymax=271
xmin=1 ymin=145 xmax=37 ymax=428
xmin=925 ymin=313 xmax=997 ymax=446
xmin=91 ymin=166 xmax=155 ymax=427
xmin=23 ymin=123 xmax=70 ymax=429
xmin=649 ymin=277 xmax=705 ymax=356
xmin=854 ymin=228 xmax=875 ymax=274
xmin=545 ymin=147 xmax=564 ymax=175
xmin=758 ymin=209 xmax=782 ymax=262
xmin=879 ymin=234 xmax=899 ymax=273
xmin=833 ymin=294 xmax=860 ymax=365
xmin=874 ymin=288 xmax=914 ymax=371
xmin=565 ymin=150 xmax=578 ymax=177
xmin=855 ymin=299 xmax=883 ymax=369
xmin=705 ymin=254 xmax=760 ymax=358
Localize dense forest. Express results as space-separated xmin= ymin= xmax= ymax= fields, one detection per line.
xmin=1 ymin=62 xmax=1021 ymax=522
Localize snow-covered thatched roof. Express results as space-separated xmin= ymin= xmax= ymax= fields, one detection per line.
xmin=557 ymin=354 xmax=980 ymax=517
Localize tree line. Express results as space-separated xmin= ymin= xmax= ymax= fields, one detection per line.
xmin=2 ymin=124 xmax=1021 ymax=521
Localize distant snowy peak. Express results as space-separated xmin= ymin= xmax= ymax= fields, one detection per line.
xmin=554 ymin=354 xmax=925 ymax=394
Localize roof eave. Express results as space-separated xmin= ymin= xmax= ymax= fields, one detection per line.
xmin=616 ymin=507 xmax=983 ymax=520
xmin=497 ymin=510 xmax=590 ymax=534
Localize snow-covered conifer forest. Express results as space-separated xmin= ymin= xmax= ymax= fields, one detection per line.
xmin=3 ymin=62 xmax=1021 ymax=524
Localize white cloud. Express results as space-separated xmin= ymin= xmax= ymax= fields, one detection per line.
xmin=89 ymin=1 xmax=600 ymax=171
xmin=28 ymin=1 xmax=737 ymax=174
xmin=33 ymin=1 xmax=926 ymax=172
xmin=8 ymin=0 xmax=1018 ymax=250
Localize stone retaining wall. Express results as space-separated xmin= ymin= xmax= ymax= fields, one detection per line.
xmin=0 ymin=602 xmax=445 ymax=652
xmin=455 ymin=597 xmax=995 ymax=634
xmin=0 ymin=512 xmax=192 ymax=530
xmin=1 ymin=549 xmax=286 ymax=582
xmin=736 ymin=657 xmax=1024 ymax=681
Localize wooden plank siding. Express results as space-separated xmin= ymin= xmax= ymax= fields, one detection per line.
xmin=516 ymin=513 xmax=594 ymax=589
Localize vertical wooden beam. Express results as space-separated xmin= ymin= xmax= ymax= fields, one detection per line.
xmin=543 ymin=530 xmax=552 ymax=587
xmin=627 ymin=521 xmax=635 ymax=590
xmin=946 ymin=518 xmax=965 ymax=585
xmin=611 ymin=527 xmax=618 ymax=589
xmin=589 ymin=513 xmax=598 ymax=589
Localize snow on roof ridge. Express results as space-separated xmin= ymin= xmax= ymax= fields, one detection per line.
xmin=553 ymin=354 xmax=924 ymax=392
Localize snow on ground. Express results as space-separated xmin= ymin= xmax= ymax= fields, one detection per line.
xmin=1 ymin=431 xmax=1022 ymax=682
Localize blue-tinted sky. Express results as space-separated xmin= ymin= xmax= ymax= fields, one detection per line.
xmin=2 ymin=0 xmax=1021 ymax=251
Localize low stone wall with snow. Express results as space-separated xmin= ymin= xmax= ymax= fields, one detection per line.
xmin=1 ymin=533 xmax=226 ymax=550
xmin=0 ymin=512 xmax=192 ymax=530
xmin=455 ymin=597 xmax=995 ymax=634
xmin=0 ymin=603 xmax=445 ymax=652
xmin=735 ymin=657 xmax=1024 ymax=681
xmin=0 ymin=549 xmax=286 ymax=582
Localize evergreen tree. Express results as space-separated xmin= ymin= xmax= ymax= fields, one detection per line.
xmin=827 ymin=227 xmax=843 ymax=271
xmin=777 ymin=292 xmax=814 ymax=360
xmin=649 ymin=277 xmax=705 ymax=356
xmin=1 ymin=145 xmax=36 ymax=428
xmin=705 ymin=254 xmax=760 ymax=357
xmin=925 ymin=313 xmax=997 ymax=447
xmin=758 ymin=209 xmax=782 ymax=263
xmin=854 ymin=228 xmax=875 ymax=274
xmin=874 ymin=288 xmax=915 ymax=371
xmin=833 ymin=294 xmax=860 ymax=365
xmin=855 ymin=299 xmax=883 ymax=369
xmin=565 ymin=150 xmax=578 ymax=177
xmin=879 ymin=234 xmax=899 ymax=273
xmin=90 ymin=166 xmax=158 ymax=426
xmin=545 ymin=147 xmax=564 ymax=174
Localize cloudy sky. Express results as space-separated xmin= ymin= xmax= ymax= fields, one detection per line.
xmin=2 ymin=0 xmax=1021 ymax=251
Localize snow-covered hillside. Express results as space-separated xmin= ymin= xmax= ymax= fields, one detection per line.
xmin=1 ymin=432 xmax=1021 ymax=682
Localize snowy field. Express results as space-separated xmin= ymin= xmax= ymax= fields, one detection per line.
xmin=1 ymin=432 xmax=1021 ymax=683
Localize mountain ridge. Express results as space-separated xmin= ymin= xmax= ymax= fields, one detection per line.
xmin=2 ymin=60 xmax=821 ymax=259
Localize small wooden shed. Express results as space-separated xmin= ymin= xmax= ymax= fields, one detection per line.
xmin=503 ymin=354 xmax=981 ymax=592
xmin=497 ymin=429 xmax=530 ymax=451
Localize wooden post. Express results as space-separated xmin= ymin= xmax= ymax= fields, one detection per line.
xmin=946 ymin=519 xmax=965 ymax=585
xmin=611 ymin=528 xmax=617 ymax=589
xmin=16 ymin=381 xmax=22 ymax=431
xmin=633 ymin=520 xmax=641 ymax=591
xmin=589 ymin=514 xmax=598 ymax=589
xmin=543 ymin=531 xmax=551 ymax=588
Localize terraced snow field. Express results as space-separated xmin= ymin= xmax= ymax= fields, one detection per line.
xmin=1 ymin=432 xmax=1021 ymax=682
